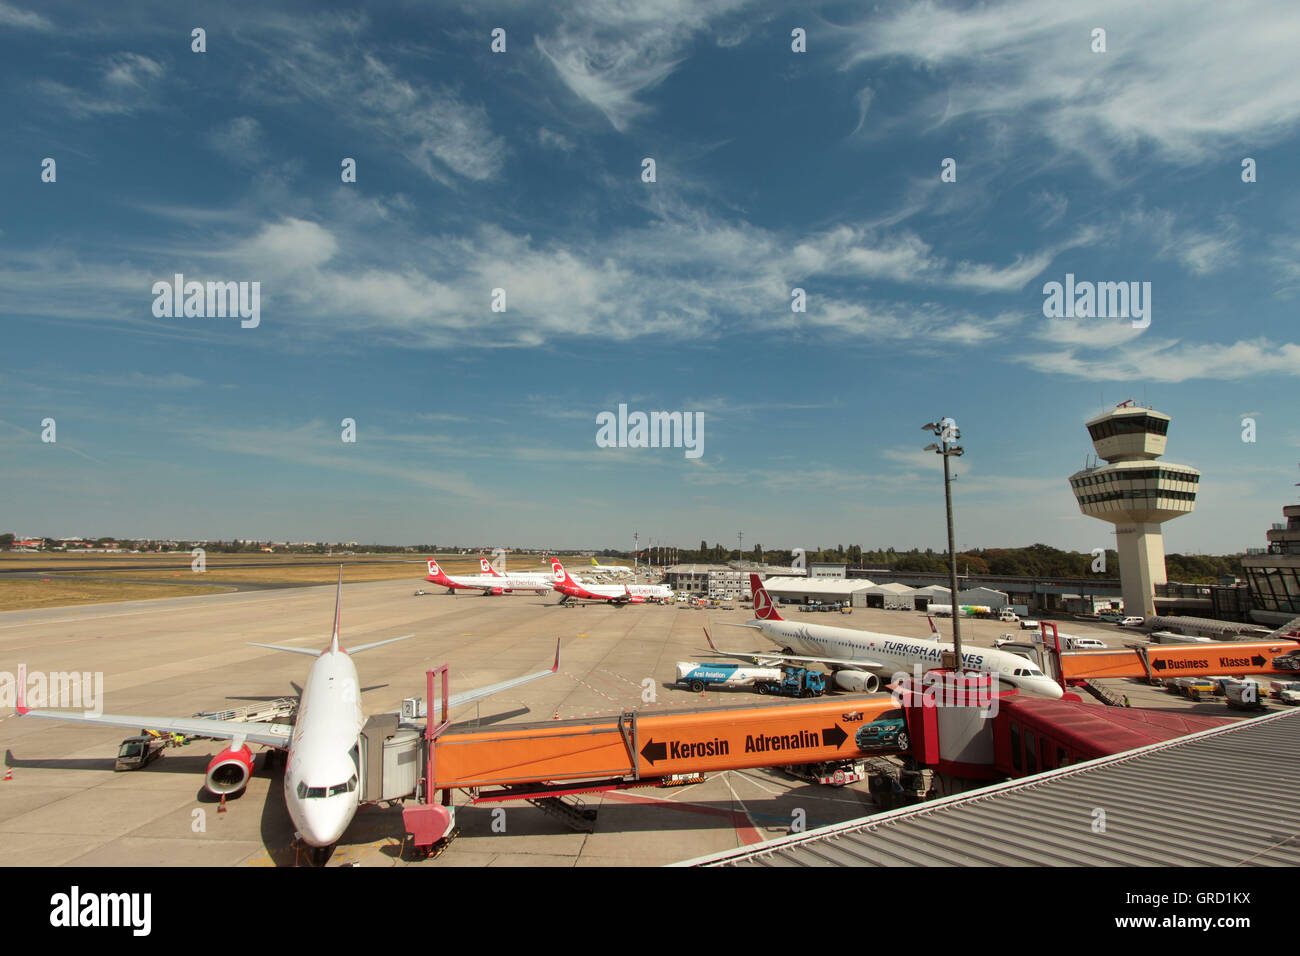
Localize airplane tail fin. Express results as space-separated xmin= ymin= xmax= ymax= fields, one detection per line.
xmin=590 ymin=557 xmax=600 ymax=567
xmin=480 ymin=557 xmax=504 ymax=577
xmin=329 ymin=565 xmax=342 ymax=653
xmin=426 ymin=559 xmax=451 ymax=584
xmin=750 ymin=574 xmax=782 ymax=621
xmin=927 ymin=615 xmax=940 ymax=639
xmin=551 ymin=558 xmax=575 ymax=587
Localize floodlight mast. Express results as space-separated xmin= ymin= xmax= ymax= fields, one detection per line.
xmin=923 ymin=418 xmax=965 ymax=671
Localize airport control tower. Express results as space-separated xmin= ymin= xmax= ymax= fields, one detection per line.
xmin=1068 ymin=402 xmax=1200 ymax=617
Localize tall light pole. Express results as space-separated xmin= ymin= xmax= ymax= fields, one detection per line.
xmin=633 ymin=530 xmax=639 ymax=573
xmin=923 ymin=418 xmax=965 ymax=672
xmin=737 ymin=531 xmax=743 ymax=564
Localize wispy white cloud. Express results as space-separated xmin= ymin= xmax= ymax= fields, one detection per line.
xmin=838 ymin=0 xmax=1300 ymax=176
xmin=535 ymin=0 xmax=756 ymax=131
xmin=1018 ymin=337 xmax=1300 ymax=383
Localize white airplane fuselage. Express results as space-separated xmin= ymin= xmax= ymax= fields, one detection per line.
xmin=284 ymin=649 xmax=365 ymax=847
xmin=755 ymin=617 xmax=1064 ymax=699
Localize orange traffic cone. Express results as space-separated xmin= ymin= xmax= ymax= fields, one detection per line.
xmin=3 ymin=766 xmax=11 ymax=781
xmin=217 ymin=794 xmax=227 ymax=814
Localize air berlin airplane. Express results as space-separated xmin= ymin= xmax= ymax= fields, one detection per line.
xmin=18 ymin=568 xmax=559 ymax=865
xmin=424 ymin=559 xmax=551 ymax=596
xmin=479 ymin=557 xmax=557 ymax=592
xmin=550 ymin=559 xmax=673 ymax=605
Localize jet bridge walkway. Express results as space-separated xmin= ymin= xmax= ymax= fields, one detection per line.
xmin=393 ymin=669 xmax=901 ymax=854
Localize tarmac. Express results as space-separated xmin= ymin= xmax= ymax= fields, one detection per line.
xmin=0 ymin=584 xmax=1267 ymax=867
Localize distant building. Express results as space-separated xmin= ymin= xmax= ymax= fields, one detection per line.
xmin=1242 ymin=498 xmax=1300 ymax=625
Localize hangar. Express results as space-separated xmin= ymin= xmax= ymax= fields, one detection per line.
xmin=759 ymin=576 xmax=875 ymax=605
xmin=853 ymin=582 xmax=916 ymax=610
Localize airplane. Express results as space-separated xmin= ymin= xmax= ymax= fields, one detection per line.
xmin=550 ymin=559 xmax=673 ymax=605
xmin=17 ymin=568 xmax=560 ymax=865
xmin=701 ymin=574 xmax=1063 ymax=699
xmin=587 ymin=558 xmax=634 ymax=576
xmin=424 ymin=559 xmax=551 ymax=596
xmin=478 ymin=557 xmax=558 ymax=591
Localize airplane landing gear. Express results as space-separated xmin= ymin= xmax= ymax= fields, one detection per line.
xmin=308 ymin=844 xmax=335 ymax=867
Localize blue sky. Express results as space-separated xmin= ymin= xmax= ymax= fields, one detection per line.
xmin=2 ymin=0 xmax=1298 ymax=554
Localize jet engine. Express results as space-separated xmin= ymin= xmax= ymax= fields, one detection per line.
xmin=833 ymin=671 xmax=880 ymax=693
xmin=205 ymin=744 xmax=255 ymax=795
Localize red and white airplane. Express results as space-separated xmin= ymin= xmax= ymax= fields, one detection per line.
xmin=17 ymin=569 xmax=560 ymax=865
xmin=424 ymin=559 xmax=551 ymax=596
xmin=479 ymin=557 xmax=557 ymax=592
xmin=550 ymin=558 xmax=673 ymax=605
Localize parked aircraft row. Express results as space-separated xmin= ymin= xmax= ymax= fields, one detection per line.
xmin=423 ymin=558 xmax=675 ymax=605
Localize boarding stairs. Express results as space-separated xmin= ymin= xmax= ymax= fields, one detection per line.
xmin=1078 ymin=679 xmax=1127 ymax=707
xmin=522 ymin=791 xmax=598 ymax=832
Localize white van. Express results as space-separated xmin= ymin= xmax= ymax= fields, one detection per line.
xmin=1067 ymin=637 xmax=1108 ymax=650
xmin=998 ymin=609 xmax=1019 ymax=623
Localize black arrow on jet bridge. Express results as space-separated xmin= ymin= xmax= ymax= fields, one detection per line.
xmin=640 ymin=739 xmax=667 ymax=765
xmin=1152 ymin=659 xmax=1168 ymax=671
xmin=1252 ymin=655 xmax=1266 ymax=666
xmin=822 ymin=724 xmax=848 ymax=748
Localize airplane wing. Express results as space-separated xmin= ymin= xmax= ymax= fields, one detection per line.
xmin=430 ymin=639 xmax=561 ymax=715
xmin=17 ymin=707 xmax=292 ymax=749
xmin=701 ymin=627 xmax=884 ymax=671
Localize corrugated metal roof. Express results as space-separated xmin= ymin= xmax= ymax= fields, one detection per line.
xmin=678 ymin=709 xmax=1300 ymax=867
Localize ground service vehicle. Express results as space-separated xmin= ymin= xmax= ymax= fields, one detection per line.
xmin=675 ymin=661 xmax=783 ymax=693
xmin=113 ymin=734 xmax=173 ymax=771
xmin=1176 ymin=677 xmax=1216 ymax=700
xmin=1224 ymin=679 xmax=1265 ymax=710
xmin=1066 ymin=637 xmax=1108 ymax=650
xmin=1270 ymin=680 xmax=1300 ymax=704
xmin=754 ymin=667 xmax=827 ymax=698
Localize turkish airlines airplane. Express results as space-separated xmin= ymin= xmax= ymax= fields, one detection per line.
xmin=550 ymin=559 xmax=673 ymax=605
xmin=424 ymin=558 xmax=551 ymax=596
xmin=703 ymin=574 xmax=1063 ymax=699
xmin=18 ymin=569 xmax=559 ymax=865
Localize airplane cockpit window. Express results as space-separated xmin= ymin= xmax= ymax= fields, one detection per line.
xmin=296 ymin=781 xmax=328 ymax=799
xmin=327 ymin=775 xmax=359 ymax=797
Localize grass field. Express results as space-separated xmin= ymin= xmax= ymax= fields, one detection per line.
xmin=0 ymin=553 xmax=575 ymax=611
xmin=0 ymin=578 xmax=231 ymax=611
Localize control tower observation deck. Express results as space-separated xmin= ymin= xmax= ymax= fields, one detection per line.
xmin=1068 ymin=403 xmax=1200 ymax=617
